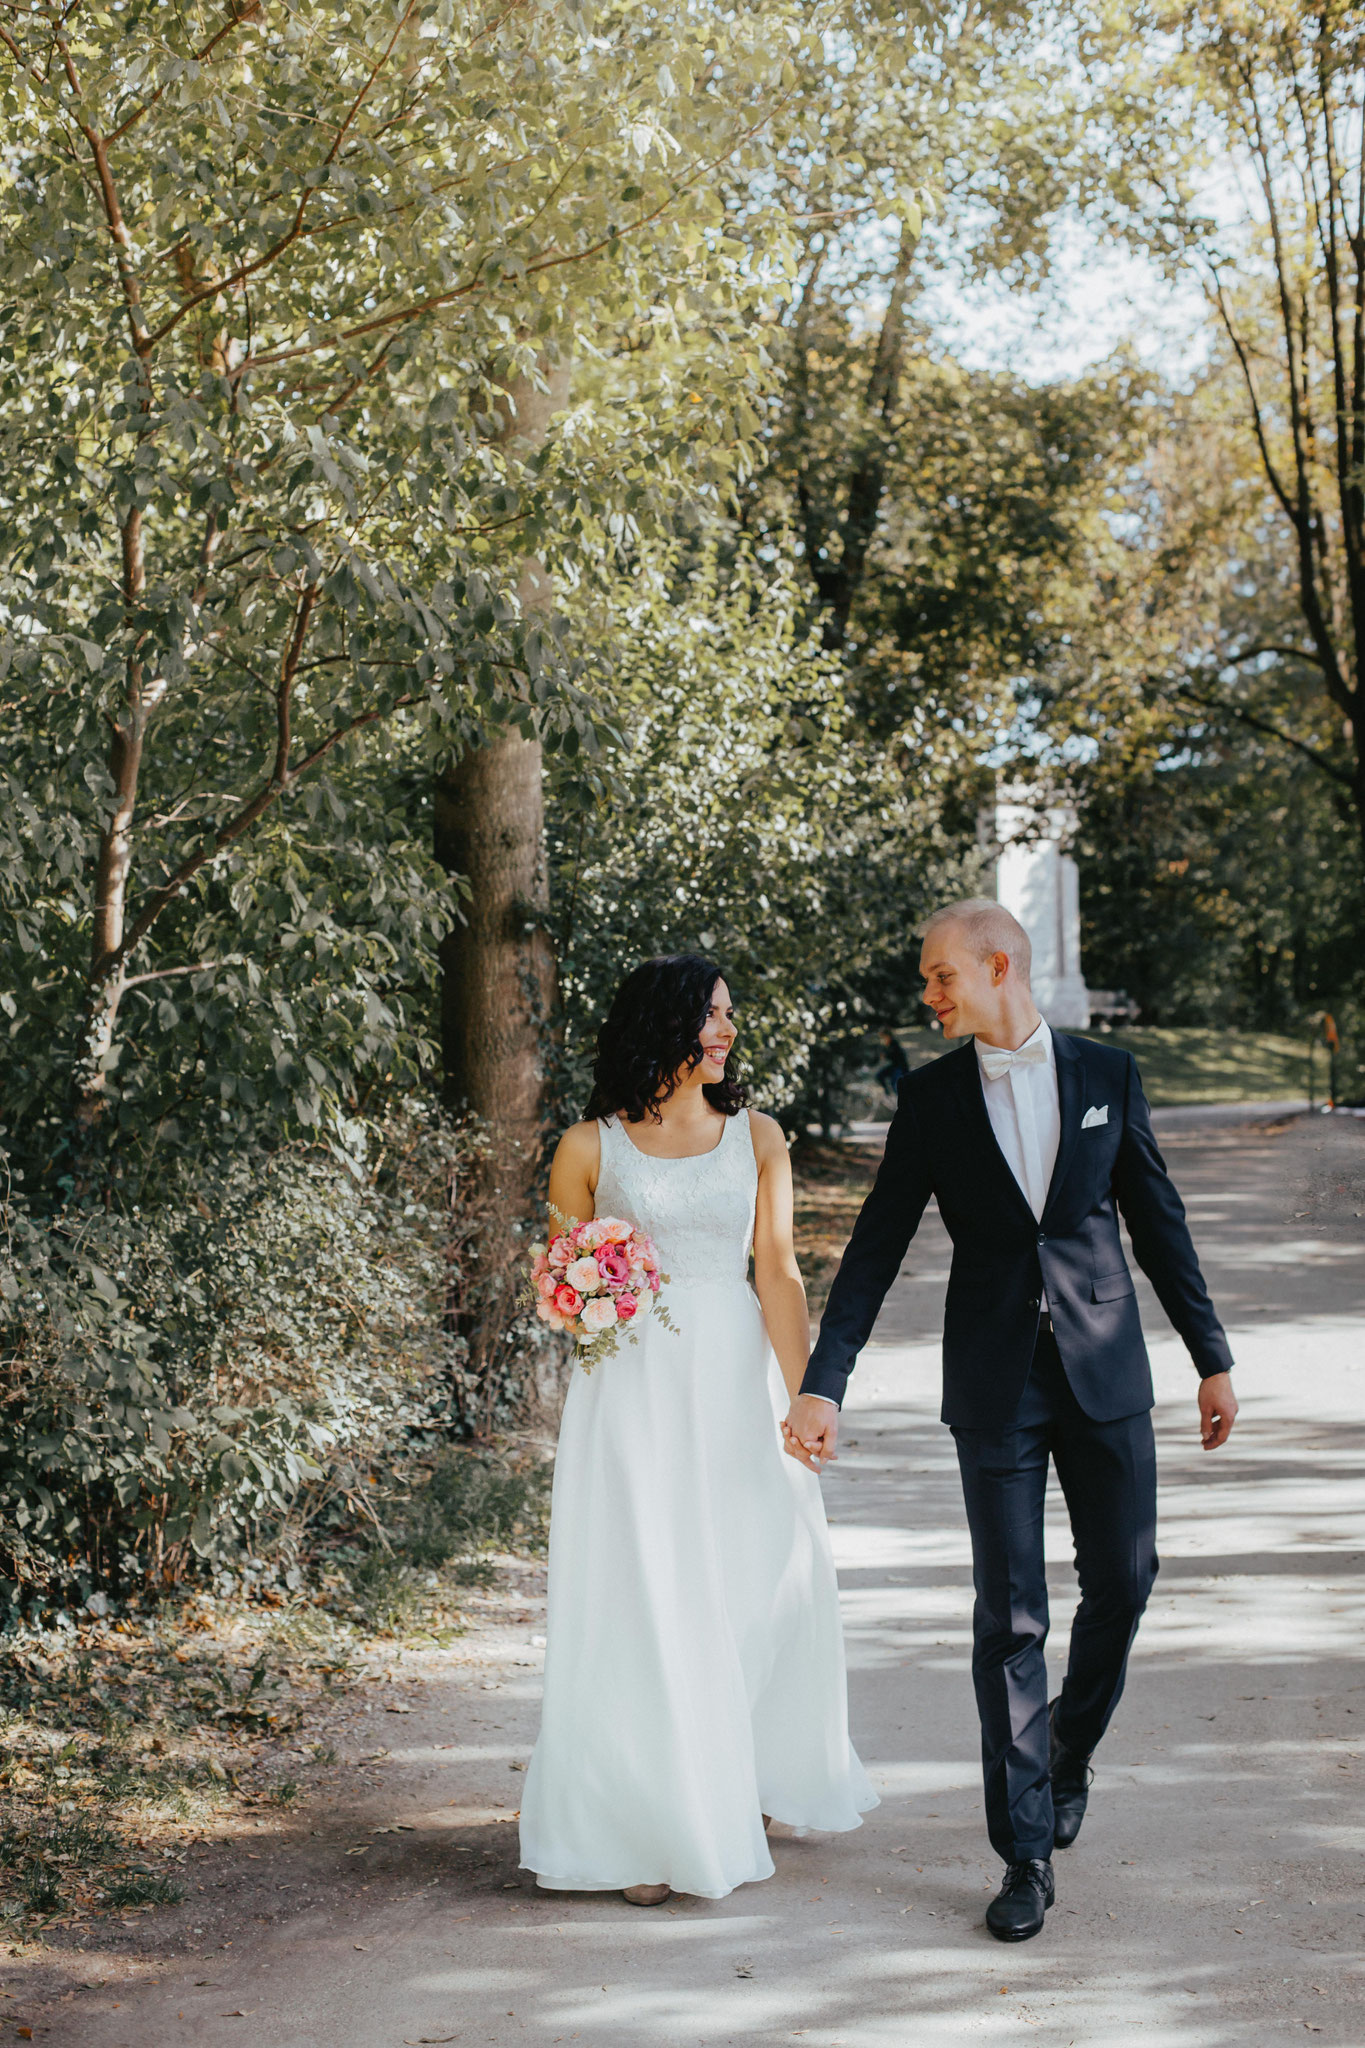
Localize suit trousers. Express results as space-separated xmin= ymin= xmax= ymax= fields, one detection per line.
xmin=951 ymin=1326 xmax=1159 ymax=1863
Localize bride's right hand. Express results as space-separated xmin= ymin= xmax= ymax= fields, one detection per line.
xmin=782 ymin=1394 xmax=839 ymax=1472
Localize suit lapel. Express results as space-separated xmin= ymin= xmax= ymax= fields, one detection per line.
xmin=1044 ymin=1031 xmax=1086 ymax=1218
xmin=949 ymin=1041 xmax=1037 ymax=1224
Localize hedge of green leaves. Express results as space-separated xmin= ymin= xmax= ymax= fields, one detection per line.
xmin=0 ymin=1105 xmax=485 ymax=1615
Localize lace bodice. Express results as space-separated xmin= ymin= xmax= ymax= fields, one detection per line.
xmin=595 ymin=1110 xmax=758 ymax=1286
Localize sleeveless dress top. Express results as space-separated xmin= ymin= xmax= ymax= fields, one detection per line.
xmin=518 ymin=1110 xmax=877 ymax=1900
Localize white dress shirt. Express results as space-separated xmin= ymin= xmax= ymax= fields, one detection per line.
xmin=976 ymin=1016 xmax=1061 ymax=1308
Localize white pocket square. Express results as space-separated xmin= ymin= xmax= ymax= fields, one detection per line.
xmin=1081 ymin=1103 xmax=1109 ymax=1130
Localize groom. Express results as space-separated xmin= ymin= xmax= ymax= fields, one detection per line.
xmin=784 ymin=899 xmax=1238 ymax=1942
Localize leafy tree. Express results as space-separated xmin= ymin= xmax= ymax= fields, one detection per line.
xmin=549 ymin=543 xmax=977 ymax=1126
xmin=748 ymin=316 xmax=1145 ymax=792
xmin=0 ymin=0 xmax=806 ymax=1195
xmin=1081 ymin=0 xmax=1365 ymax=867
xmin=1075 ymin=708 xmax=1364 ymax=1028
xmin=747 ymin=0 xmax=1096 ymax=652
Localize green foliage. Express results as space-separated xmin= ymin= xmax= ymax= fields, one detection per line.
xmin=0 ymin=1102 xmax=474 ymax=1605
xmin=348 ymin=1445 xmax=550 ymax=1632
xmin=551 ymin=543 xmax=977 ymax=1122
xmin=0 ymin=0 xmax=816 ymax=1184
xmin=1077 ymin=735 xmax=1365 ymax=1029
xmin=98 ymin=1869 xmax=185 ymax=1909
xmin=757 ymin=323 xmax=1146 ymax=745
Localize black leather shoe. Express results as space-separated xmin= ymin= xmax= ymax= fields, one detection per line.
xmin=1049 ymin=1697 xmax=1094 ymax=1849
xmin=986 ymin=1858 xmax=1055 ymax=1941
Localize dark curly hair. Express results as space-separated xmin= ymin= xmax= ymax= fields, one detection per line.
xmin=584 ymin=955 xmax=748 ymax=1124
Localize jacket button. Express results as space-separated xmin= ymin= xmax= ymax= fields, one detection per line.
xmin=1036 ymin=1230 xmax=1046 ymax=1246
xmin=1027 ymin=1296 xmax=1039 ymax=1312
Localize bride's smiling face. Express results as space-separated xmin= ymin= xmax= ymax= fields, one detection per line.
xmin=686 ymin=978 xmax=736 ymax=1088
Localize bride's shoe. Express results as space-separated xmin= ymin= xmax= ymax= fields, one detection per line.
xmin=623 ymin=1883 xmax=672 ymax=1907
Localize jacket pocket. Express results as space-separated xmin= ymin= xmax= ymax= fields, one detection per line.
xmin=1091 ymin=1269 xmax=1136 ymax=1303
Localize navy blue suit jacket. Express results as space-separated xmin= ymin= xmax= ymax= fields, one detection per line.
xmin=800 ymin=1033 xmax=1233 ymax=1429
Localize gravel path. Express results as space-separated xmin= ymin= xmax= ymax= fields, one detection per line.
xmin=24 ymin=1112 xmax=1365 ymax=2048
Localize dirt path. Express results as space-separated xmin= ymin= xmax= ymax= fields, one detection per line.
xmin=8 ymin=1113 xmax=1364 ymax=2047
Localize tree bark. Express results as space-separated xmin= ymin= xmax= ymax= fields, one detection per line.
xmin=435 ymin=366 xmax=567 ymax=1164
xmin=435 ymin=698 xmax=555 ymax=1166
xmin=434 ymin=365 xmax=568 ymax=1431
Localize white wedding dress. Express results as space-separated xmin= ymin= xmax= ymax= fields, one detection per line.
xmin=518 ymin=1108 xmax=876 ymax=1899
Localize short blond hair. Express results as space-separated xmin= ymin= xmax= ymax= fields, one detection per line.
xmin=922 ymin=897 xmax=1032 ymax=985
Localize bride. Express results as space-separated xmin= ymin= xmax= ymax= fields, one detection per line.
xmin=518 ymin=954 xmax=875 ymax=1906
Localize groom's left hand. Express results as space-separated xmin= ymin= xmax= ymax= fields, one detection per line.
xmin=1198 ymin=1370 xmax=1238 ymax=1449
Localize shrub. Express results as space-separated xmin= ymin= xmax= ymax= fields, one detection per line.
xmin=0 ymin=1102 xmax=503 ymax=1612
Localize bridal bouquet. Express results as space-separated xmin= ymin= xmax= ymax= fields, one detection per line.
xmin=526 ymin=1213 xmax=672 ymax=1370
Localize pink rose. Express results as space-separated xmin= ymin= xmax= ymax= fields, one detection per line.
xmin=615 ymin=1292 xmax=639 ymax=1320
xmin=548 ymin=1237 xmax=571 ymax=1271
xmin=577 ymin=1221 xmax=606 ymax=1250
xmin=566 ymin=1256 xmax=602 ymax=1294
xmin=536 ymin=1273 xmax=558 ymax=1301
xmin=580 ymin=1295 xmax=617 ymax=1334
xmin=536 ymin=1301 xmax=567 ymax=1329
xmin=554 ymin=1284 xmax=583 ymax=1317
xmin=596 ymin=1245 xmax=629 ymax=1284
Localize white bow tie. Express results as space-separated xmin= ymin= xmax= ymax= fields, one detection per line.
xmin=978 ymin=1038 xmax=1048 ymax=1083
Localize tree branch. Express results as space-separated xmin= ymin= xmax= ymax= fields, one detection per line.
xmin=1164 ymin=674 xmax=1354 ymax=786
xmin=107 ymin=4 xmax=260 ymax=145
xmin=1225 ymin=641 xmax=1327 ymax=669
xmin=121 ymin=959 xmax=229 ymax=991
xmin=108 ymin=688 xmax=421 ymax=981
xmin=144 ymin=0 xmax=422 ymax=351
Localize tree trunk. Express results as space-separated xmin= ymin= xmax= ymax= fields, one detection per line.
xmin=434 ymin=365 xmax=568 ymax=1428
xmin=435 ymin=709 xmax=555 ymax=1163
xmin=794 ymin=222 xmax=915 ymax=652
xmin=435 ymin=365 xmax=568 ymax=1162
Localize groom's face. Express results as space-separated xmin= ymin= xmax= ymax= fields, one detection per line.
xmin=919 ymin=926 xmax=999 ymax=1039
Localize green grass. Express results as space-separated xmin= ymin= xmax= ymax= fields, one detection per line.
xmin=894 ymin=1026 xmax=1316 ymax=1106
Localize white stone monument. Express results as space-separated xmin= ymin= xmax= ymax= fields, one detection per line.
xmin=993 ymin=794 xmax=1092 ymax=1029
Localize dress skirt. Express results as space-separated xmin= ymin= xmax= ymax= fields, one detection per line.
xmin=518 ymin=1277 xmax=876 ymax=1900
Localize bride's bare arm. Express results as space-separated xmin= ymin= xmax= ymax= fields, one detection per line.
xmin=547 ymin=1120 xmax=600 ymax=1226
xmin=750 ymin=1112 xmax=811 ymax=1401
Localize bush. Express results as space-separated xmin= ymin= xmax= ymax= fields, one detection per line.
xmin=550 ymin=544 xmax=975 ymax=1127
xmin=346 ymin=1446 xmax=551 ymax=1634
xmin=0 ymin=1102 xmax=504 ymax=1613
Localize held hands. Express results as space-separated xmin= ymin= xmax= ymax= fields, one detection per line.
xmin=782 ymin=1393 xmax=839 ymax=1473
xmin=1199 ymin=1370 xmax=1238 ymax=1450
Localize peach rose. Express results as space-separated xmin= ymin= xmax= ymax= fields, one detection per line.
xmin=598 ymin=1218 xmax=633 ymax=1243
xmin=580 ymin=1295 xmax=618 ymax=1333
xmin=536 ymin=1272 xmax=558 ymax=1301
xmin=536 ymin=1301 xmax=567 ymax=1329
xmin=566 ymin=1256 xmax=602 ymax=1294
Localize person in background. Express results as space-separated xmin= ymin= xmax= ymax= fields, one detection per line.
xmin=875 ymin=1026 xmax=911 ymax=1098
